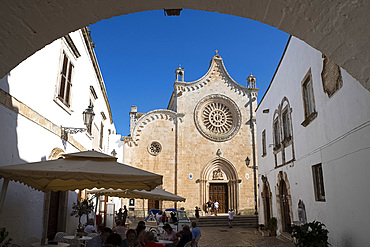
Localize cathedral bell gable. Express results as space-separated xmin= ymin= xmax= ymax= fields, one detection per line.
xmin=173 ymin=51 xmax=258 ymax=98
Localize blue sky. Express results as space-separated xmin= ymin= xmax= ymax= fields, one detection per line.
xmin=89 ymin=9 xmax=289 ymax=136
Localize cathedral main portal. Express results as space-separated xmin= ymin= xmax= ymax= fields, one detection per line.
xmin=209 ymin=183 xmax=228 ymax=213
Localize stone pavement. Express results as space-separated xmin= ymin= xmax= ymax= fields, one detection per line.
xmin=126 ymin=218 xmax=294 ymax=247
xmin=197 ymin=227 xmax=295 ymax=247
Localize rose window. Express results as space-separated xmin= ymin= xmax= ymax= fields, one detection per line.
xmin=194 ymin=94 xmax=241 ymax=142
xmin=148 ymin=141 xmax=162 ymax=156
xmin=203 ymin=102 xmax=233 ymax=133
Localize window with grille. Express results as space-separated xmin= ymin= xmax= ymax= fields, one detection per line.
xmin=312 ymin=163 xmax=326 ymax=201
xmin=58 ymin=52 xmax=74 ymax=107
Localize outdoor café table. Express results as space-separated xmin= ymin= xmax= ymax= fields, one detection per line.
xmin=156 ymin=240 xmax=173 ymax=244
xmin=63 ymin=236 xmax=93 ymax=247
xmin=31 ymin=243 xmax=70 ymax=247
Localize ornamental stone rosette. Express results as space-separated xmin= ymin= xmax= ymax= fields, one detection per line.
xmin=194 ymin=94 xmax=241 ymax=142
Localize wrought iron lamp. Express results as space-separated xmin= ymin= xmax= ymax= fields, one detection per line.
xmin=61 ymin=106 xmax=95 ymax=136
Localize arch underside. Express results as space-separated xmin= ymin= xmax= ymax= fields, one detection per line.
xmin=1 ymin=1 xmax=369 ymax=91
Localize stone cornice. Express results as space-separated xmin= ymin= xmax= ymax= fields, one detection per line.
xmin=173 ymin=55 xmax=259 ymax=97
xmin=130 ymin=109 xmax=184 ymax=146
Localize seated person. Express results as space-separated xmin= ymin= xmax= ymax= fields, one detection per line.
xmin=159 ymin=224 xmax=178 ymax=246
xmin=175 ymin=225 xmax=192 ymax=247
xmin=106 ymin=233 xmax=122 ymax=247
xmin=142 ymin=231 xmax=164 ymax=247
xmin=112 ymin=220 xmax=126 ymax=240
xmin=84 ymin=219 xmax=97 ymax=234
xmin=86 ymin=227 xmax=112 ymax=247
xmin=156 ymin=211 xmax=163 ymax=223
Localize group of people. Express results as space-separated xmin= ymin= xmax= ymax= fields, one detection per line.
xmin=205 ymin=200 xmax=219 ymax=216
xmin=84 ymin=218 xmax=201 ymax=247
xmin=155 ymin=211 xmax=178 ymax=224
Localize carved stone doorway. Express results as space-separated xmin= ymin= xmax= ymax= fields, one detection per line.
xmin=200 ymin=157 xmax=239 ymax=213
xmin=261 ymin=176 xmax=272 ymax=226
xmin=209 ymin=183 xmax=228 ymax=213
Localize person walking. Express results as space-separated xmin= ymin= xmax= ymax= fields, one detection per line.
xmin=228 ymin=209 xmax=234 ymax=228
xmin=117 ymin=208 xmax=124 ymax=222
xmin=194 ymin=206 xmax=200 ymax=223
xmin=190 ymin=221 xmax=201 ymax=247
xmin=206 ymin=200 xmax=212 ymax=216
xmin=213 ymin=201 xmax=219 ymax=216
xmin=123 ymin=205 xmax=128 ymax=225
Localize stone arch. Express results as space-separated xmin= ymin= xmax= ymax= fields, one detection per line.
xmin=261 ymin=175 xmax=273 ymax=226
xmin=48 ymin=147 xmax=65 ymax=160
xmin=276 ymin=171 xmax=293 ymax=233
xmin=0 ymin=1 xmax=369 ymax=91
xmin=130 ymin=109 xmax=183 ymax=145
xmin=199 ymin=157 xmax=240 ymax=213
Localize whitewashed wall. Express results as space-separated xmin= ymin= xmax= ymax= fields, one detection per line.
xmin=0 ymin=29 xmax=122 ymax=243
xmin=256 ymin=37 xmax=370 ymax=246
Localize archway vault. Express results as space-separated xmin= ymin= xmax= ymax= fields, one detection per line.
xmin=0 ymin=1 xmax=369 ymax=91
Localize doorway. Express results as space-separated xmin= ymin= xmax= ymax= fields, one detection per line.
xmin=209 ymin=183 xmax=228 ymax=213
xmin=279 ymin=179 xmax=292 ymax=232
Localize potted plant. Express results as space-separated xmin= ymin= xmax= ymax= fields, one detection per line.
xmin=70 ymin=198 xmax=94 ymax=236
xmin=267 ymin=217 xmax=277 ymax=236
xmin=0 ymin=227 xmax=12 ymax=246
xmin=292 ymin=220 xmax=330 ymax=247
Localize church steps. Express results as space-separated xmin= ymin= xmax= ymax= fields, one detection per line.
xmin=190 ymin=215 xmax=258 ymax=228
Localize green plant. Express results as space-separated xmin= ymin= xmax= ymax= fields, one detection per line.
xmin=267 ymin=217 xmax=277 ymax=231
xmin=292 ymin=220 xmax=330 ymax=247
xmin=0 ymin=227 xmax=12 ymax=246
xmin=70 ymin=199 xmax=94 ymax=232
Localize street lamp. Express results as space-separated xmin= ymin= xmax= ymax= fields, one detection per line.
xmin=246 ymin=155 xmax=258 ymax=215
xmin=61 ymin=106 xmax=95 ymax=138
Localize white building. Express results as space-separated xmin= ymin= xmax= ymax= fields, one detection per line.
xmin=256 ymin=36 xmax=370 ymax=246
xmin=0 ymin=27 xmax=123 ymax=243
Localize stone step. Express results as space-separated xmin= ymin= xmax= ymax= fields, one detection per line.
xmin=190 ymin=215 xmax=258 ymax=228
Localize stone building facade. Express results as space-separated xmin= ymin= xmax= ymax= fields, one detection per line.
xmin=123 ymin=53 xmax=258 ymax=215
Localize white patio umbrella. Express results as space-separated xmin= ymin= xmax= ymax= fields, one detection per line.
xmin=0 ymin=150 xmax=163 ymax=213
xmin=86 ymin=187 xmax=186 ymax=202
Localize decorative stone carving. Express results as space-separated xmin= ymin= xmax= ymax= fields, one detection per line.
xmin=321 ymin=55 xmax=343 ymax=98
xmin=212 ymin=168 xmax=224 ymax=180
xmin=194 ymin=94 xmax=241 ymax=142
xmin=148 ymin=141 xmax=162 ymax=156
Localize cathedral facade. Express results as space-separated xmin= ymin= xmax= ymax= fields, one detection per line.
xmin=123 ymin=53 xmax=258 ymax=215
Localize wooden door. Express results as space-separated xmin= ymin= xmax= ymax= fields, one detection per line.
xmin=148 ymin=199 xmax=159 ymax=212
xmin=209 ymin=183 xmax=228 ymax=213
xmin=264 ymin=184 xmax=271 ymax=225
xmin=280 ymin=180 xmax=292 ymax=232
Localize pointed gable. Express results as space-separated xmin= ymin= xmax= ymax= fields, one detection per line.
xmin=173 ymin=53 xmax=255 ymax=97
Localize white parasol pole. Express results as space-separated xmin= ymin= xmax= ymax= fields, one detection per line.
xmin=0 ymin=178 xmax=9 ymax=214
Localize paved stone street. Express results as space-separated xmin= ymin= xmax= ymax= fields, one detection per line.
xmin=196 ymin=227 xmax=295 ymax=247
xmin=127 ymin=217 xmax=295 ymax=247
